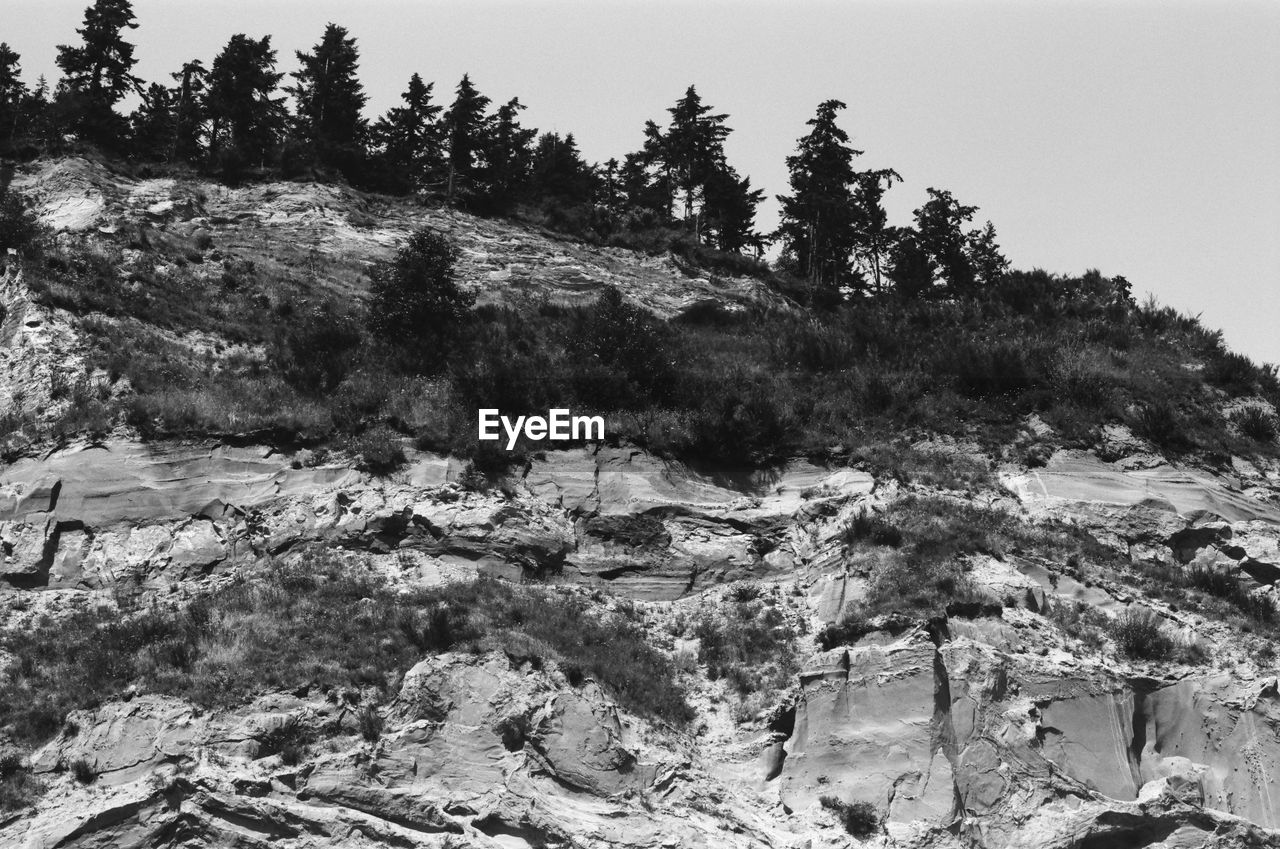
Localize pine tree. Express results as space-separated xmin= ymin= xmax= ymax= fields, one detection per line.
xmin=887 ymin=228 xmax=933 ymax=299
xmin=914 ymin=188 xmax=979 ymax=295
xmin=703 ymin=166 xmax=764 ymax=254
xmin=370 ymin=73 xmax=442 ymax=193
xmin=24 ymin=77 xmax=58 ymax=156
xmin=478 ymin=98 xmax=536 ymax=210
xmin=54 ymin=0 xmax=143 ymax=149
xmin=442 ymin=74 xmax=490 ymax=205
xmin=170 ymin=60 xmax=207 ymax=164
xmin=639 ymin=118 xmax=673 ymax=220
xmin=206 ymin=34 xmax=286 ymax=170
xmin=662 ymin=85 xmax=730 ymax=227
xmin=775 ymin=100 xmax=862 ymax=294
xmin=851 ymin=167 xmax=902 ymax=293
xmin=287 ymin=23 xmax=368 ymax=173
xmin=619 ymin=150 xmax=668 ymax=222
xmin=0 ymin=44 xmax=26 ymax=152
xmin=129 ymin=82 xmax=176 ymax=161
xmin=530 ymin=131 xmax=593 ymax=205
xmin=599 ymin=158 xmax=623 ymax=212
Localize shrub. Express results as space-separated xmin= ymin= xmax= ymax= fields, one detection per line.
xmin=1232 ymin=405 xmax=1277 ymax=443
xmin=568 ymin=287 xmax=673 ymax=401
xmin=258 ymin=717 xmax=313 ymax=765
xmin=0 ymin=190 xmax=40 ymax=258
xmin=949 ymin=337 xmax=1049 ymax=400
xmin=357 ymin=705 xmax=384 ymax=742
xmin=0 ymin=560 xmax=693 ymax=749
xmin=816 ymin=610 xmax=873 ymax=650
xmin=366 ymin=229 xmax=473 ymax=370
xmin=347 ymin=426 xmax=406 ymax=475
xmin=275 ymin=302 xmax=364 ymax=394
xmin=0 ymin=763 xmax=41 ymax=811
xmin=1181 ymin=565 xmax=1276 ymax=626
xmin=1205 ymin=351 xmax=1262 ymax=395
xmin=1108 ymin=608 xmax=1175 ymax=660
xmin=1129 ymin=400 xmax=1187 ymax=451
xmin=70 ymin=758 xmax=95 ymax=784
xmin=843 ymin=507 xmax=902 ymax=548
xmin=694 ymin=598 xmax=797 ymax=696
xmin=820 ymin=796 xmax=879 ymax=837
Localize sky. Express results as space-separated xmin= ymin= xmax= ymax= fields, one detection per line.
xmin=7 ymin=0 xmax=1280 ymax=365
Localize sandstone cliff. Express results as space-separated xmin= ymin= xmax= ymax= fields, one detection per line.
xmin=2 ymin=159 xmax=1279 ymax=849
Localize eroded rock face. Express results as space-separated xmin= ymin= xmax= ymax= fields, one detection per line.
xmin=6 ymin=157 xmax=1280 ymax=846
xmin=6 ymin=653 xmax=780 ymax=849
xmin=0 ymin=442 xmax=876 ymax=609
xmin=12 ymin=157 xmax=785 ymax=320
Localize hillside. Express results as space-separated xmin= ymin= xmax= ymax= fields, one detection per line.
xmin=2 ymin=158 xmax=1280 ymax=849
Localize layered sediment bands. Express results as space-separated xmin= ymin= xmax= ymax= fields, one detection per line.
xmin=1006 ymin=450 xmax=1280 ymax=525
xmin=12 ymin=653 xmax=776 ymax=849
xmin=0 ymin=441 xmax=356 ymax=527
xmin=0 ymin=442 xmax=877 ymax=607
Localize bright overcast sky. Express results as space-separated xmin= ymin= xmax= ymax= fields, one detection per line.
xmin=9 ymin=1 xmax=1280 ymax=365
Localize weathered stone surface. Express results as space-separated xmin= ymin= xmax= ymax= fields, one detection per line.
xmin=1006 ymin=450 xmax=1280 ymax=524
xmin=7 ymin=157 xmax=1280 ymax=849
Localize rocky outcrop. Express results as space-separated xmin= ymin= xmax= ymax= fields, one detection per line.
xmin=12 ymin=157 xmax=784 ymax=319
xmin=0 ymin=441 xmax=876 ymax=609
xmin=6 ymin=159 xmax=1280 ymax=847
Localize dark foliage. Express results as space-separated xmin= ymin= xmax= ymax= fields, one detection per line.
xmin=1108 ymin=608 xmax=1175 ymax=661
xmin=820 ymin=796 xmax=879 ymax=837
xmin=0 ymin=189 xmax=40 ymax=257
xmin=816 ymin=611 xmax=873 ymax=650
xmin=1232 ymin=405 xmax=1277 ymax=443
xmin=366 ymin=228 xmax=472 ymax=369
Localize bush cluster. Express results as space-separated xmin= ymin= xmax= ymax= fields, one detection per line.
xmin=0 ymin=557 xmax=692 ymax=753
xmin=693 ymin=591 xmax=798 ymax=696
xmin=9 ymin=206 xmax=1279 ymax=471
xmin=820 ymin=796 xmax=879 ymax=837
xmin=1107 ymin=608 xmax=1176 ymax=661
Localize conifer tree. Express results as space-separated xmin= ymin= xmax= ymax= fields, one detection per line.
xmin=287 ymin=23 xmax=367 ymax=172
xmin=479 ymin=98 xmax=537 ymax=210
xmin=619 ymin=150 xmax=669 ymax=222
xmin=206 ymin=34 xmax=286 ymax=170
xmin=851 ymin=167 xmax=902 ymax=293
xmin=24 ymin=77 xmax=58 ymax=156
xmin=129 ymin=82 xmax=176 ymax=161
xmin=170 ymin=60 xmax=207 ymax=164
xmin=442 ymin=74 xmax=490 ymax=204
xmin=662 ymin=85 xmax=729 ymax=226
xmin=529 ymin=131 xmax=593 ymax=205
xmin=639 ymin=118 xmax=674 ymax=220
xmin=599 ymin=158 xmax=623 ymax=212
xmin=914 ymin=188 xmax=979 ymax=295
xmin=370 ymin=73 xmax=442 ymax=193
xmin=887 ymin=228 xmax=934 ymax=299
xmin=54 ymin=0 xmax=143 ymax=149
xmin=0 ymin=44 xmax=25 ymax=152
xmin=703 ymin=166 xmax=764 ymax=254
xmin=775 ymin=100 xmax=862 ymax=293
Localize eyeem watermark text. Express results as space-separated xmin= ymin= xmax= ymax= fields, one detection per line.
xmin=478 ymin=409 xmax=604 ymax=450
